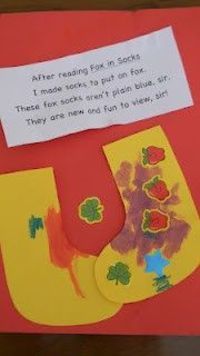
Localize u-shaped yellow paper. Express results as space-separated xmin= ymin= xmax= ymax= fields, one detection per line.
xmin=0 ymin=168 xmax=121 ymax=326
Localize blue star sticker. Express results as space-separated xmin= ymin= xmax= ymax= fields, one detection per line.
xmin=144 ymin=250 xmax=170 ymax=277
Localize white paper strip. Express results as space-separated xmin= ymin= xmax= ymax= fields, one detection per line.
xmin=0 ymin=27 xmax=193 ymax=147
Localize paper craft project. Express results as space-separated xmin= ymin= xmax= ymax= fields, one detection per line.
xmin=95 ymin=126 xmax=200 ymax=303
xmin=0 ymin=9 xmax=200 ymax=335
xmin=0 ymin=168 xmax=121 ymax=325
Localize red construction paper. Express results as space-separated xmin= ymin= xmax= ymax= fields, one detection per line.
xmin=0 ymin=8 xmax=199 ymax=334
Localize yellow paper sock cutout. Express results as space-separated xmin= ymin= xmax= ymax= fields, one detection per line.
xmin=0 ymin=168 xmax=121 ymax=326
xmin=95 ymin=126 xmax=200 ymax=304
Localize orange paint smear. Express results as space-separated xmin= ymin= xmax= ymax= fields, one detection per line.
xmin=45 ymin=208 xmax=85 ymax=298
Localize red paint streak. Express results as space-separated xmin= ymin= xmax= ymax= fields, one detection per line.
xmin=45 ymin=208 xmax=85 ymax=298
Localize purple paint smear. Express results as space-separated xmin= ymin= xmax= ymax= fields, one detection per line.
xmin=112 ymin=160 xmax=190 ymax=266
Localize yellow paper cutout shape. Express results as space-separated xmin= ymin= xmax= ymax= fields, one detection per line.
xmin=95 ymin=126 xmax=200 ymax=304
xmin=0 ymin=168 xmax=121 ymax=326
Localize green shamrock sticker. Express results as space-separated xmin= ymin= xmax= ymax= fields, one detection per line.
xmin=107 ymin=262 xmax=131 ymax=286
xmin=78 ymin=197 xmax=104 ymax=224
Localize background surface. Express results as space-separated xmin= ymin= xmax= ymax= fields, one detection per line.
xmin=0 ymin=0 xmax=200 ymax=11
xmin=0 ymin=1 xmax=200 ymax=356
